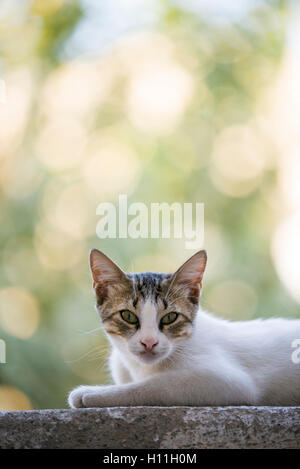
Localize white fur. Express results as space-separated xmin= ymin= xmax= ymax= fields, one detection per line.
xmin=68 ymin=306 xmax=300 ymax=408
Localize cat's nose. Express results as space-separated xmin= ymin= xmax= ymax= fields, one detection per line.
xmin=140 ymin=338 xmax=158 ymax=352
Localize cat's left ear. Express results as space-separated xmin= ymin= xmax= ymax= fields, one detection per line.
xmin=167 ymin=250 xmax=207 ymax=304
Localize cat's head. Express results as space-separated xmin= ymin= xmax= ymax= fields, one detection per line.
xmin=90 ymin=249 xmax=207 ymax=365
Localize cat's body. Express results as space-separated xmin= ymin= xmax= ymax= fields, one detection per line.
xmin=68 ymin=250 xmax=300 ymax=408
xmin=108 ymin=311 xmax=300 ymax=406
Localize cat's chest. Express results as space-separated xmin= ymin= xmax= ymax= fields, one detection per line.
xmin=127 ymin=363 xmax=155 ymax=382
xmin=125 ymin=359 xmax=163 ymax=382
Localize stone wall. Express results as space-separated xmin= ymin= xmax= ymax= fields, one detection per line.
xmin=0 ymin=406 xmax=299 ymax=449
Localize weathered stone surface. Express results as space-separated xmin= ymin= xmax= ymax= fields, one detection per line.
xmin=0 ymin=407 xmax=299 ymax=449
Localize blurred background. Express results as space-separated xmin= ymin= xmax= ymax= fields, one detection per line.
xmin=0 ymin=0 xmax=300 ymax=410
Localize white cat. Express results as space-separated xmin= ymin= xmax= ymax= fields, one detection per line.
xmin=69 ymin=249 xmax=300 ymax=407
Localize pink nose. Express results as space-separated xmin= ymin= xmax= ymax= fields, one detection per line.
xmin=140 ymin=338 xmax=158 ymax=352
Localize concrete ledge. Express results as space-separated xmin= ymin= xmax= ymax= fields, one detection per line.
xmin=0 ymin=407 xmax=300 ymax=449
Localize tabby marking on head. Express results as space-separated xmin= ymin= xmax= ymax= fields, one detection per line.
xmin=89 ymin=249 xmax=206 ymax=365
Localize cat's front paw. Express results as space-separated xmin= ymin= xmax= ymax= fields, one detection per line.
xmin=68 ymin=385 xmax=97 ymax=408
xmin=68 ymin=385 xmax=116 ymax=408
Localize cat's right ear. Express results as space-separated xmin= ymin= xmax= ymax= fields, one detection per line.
xmin=90 ymin=249 xmax=128 ymax=304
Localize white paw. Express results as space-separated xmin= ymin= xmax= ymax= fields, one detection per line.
xmin=68 ymin=385 xmax=115 ymax=408
xmin=68 ymin=385 xmax=97 ymax=408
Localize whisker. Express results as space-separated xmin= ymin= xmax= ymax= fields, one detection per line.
xmin=77 ymin=327 xmax=103 ymax=336
xmin=87 ymin=349 xmax=109 ymax=362
xmin=64 ymin=345 xmax=104 ymax=364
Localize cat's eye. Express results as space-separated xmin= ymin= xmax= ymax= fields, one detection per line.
xmin=120 ymin=310 xmax=139 ymax=325
xmin=161 ymin=312 xmax=178 ymax=326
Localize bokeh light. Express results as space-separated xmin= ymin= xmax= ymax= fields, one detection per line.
xmin=35 ymin=117 xmax=87 ymax=172
xmin=0 ymin=68 xmax=33 ymax=158
xmin=210 ymin=124 xmax=266 ymax=197
xmin=34 ymin=221 xmax=85 ymax=271
xmin=43 ymin=182 xmax=93 ymax=239
xmin=0 ymin=385 xmax=33 ymax=411
xmin=272 ymin=213 xmax=300 ymax=304
xmin=83 ymin=138 xmax=141 ymax=198
xmin=127 ymin=59 xmax=194 ymax=134
xmin=41 ymin=60 xmax=113 ymax=119
xmin=206 ymin=280 xmax=258 ymax=320
xmin=0 ymin=287 xmax=40 ymax=339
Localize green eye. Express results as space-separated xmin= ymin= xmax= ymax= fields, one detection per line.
xmin=161 ymin=312 xmax=178 ymax=326
xmin=120 ymin=310 xmax=138 ymax=325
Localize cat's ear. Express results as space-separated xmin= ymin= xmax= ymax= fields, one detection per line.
xmin=167 ymin=250 xmax=207 ymax=304
xmin=90 ymin=249 xmax=128 ymax=304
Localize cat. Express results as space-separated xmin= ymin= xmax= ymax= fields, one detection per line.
xmin=68 ymin=248 xmax=300 ymax=408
